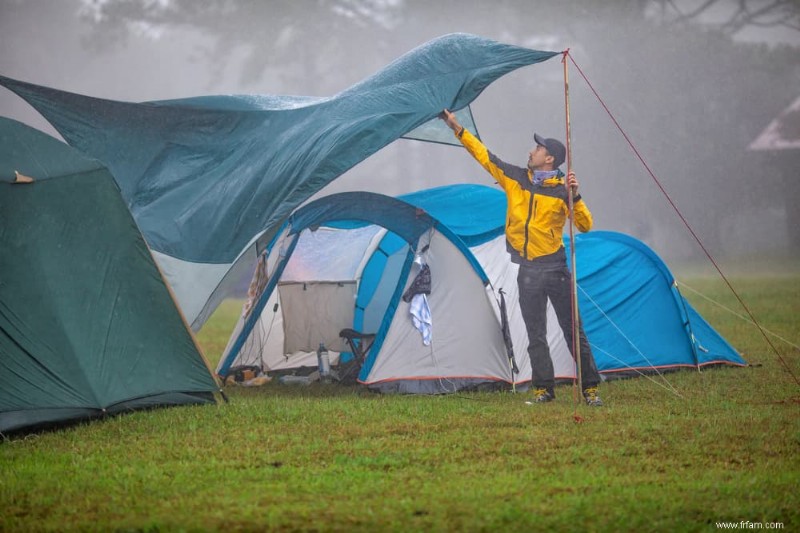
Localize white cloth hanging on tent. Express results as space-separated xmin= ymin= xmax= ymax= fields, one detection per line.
xmin=410 ymin=293 xmax=432 ymax=346
xmin=403 ymin=255 xmax=432 ymax=345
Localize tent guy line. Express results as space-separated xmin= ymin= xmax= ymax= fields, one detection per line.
xmin=565 ymin=52 xmax=799 ymax=388
xmin=577 ymin=285 xmax=684 ymax=398
xmin=677 ymin=282 xmax=800 ymax=351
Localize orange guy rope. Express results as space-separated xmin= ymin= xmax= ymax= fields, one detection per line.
xmin=566 ymin=52 xmax=800 ymax=388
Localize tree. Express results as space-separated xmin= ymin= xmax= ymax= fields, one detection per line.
xmin=649 ymin=0 xmax=800 ymax=36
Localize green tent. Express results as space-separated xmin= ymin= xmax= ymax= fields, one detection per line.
xmin=0 ymin=117 xmax=220 ymax=434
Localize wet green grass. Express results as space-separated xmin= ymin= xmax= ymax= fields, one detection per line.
xmin=1 ymin=276 xmax=797 ymax=532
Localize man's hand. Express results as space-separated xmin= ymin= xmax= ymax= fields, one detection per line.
xmin=439 ymin=109 xmax=462 ymax=134
xmin=567 ymin=171 xmax=579 ymax=196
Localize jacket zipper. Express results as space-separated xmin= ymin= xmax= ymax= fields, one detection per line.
xmin=523 ymin=194 xmax=535 ymax=260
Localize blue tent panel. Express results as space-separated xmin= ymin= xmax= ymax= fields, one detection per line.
xmin=567 ymin=231 xmax=746 ymax=374
xmin=326 ymin=183 xmax=507 ymax=247
xmin=354 ymin=232 xmax=408 ymax=333
xmin=397 ymin=184 xmax=507 ymax=246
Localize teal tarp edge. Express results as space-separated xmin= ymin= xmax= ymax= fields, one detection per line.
xmin=0 ymin=117 xmax=106 ymax=182
xmin=0 ymin=34 xmax=559 ymax=265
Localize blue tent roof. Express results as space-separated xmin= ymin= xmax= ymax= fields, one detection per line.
xmin=396 ymin=184 xmax=507 ymax=246
xmin=317 ymin=183 xmax=507 ymax=246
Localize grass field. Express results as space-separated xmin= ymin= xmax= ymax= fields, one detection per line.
xmin=1 ymin=275 xmax=798 ymax=532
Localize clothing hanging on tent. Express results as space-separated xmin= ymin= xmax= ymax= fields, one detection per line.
xmin=403 ymin=258 xmax=433 ymax=345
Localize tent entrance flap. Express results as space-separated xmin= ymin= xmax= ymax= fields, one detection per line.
xmin=278 ymin=281 xmax=356 ymax=353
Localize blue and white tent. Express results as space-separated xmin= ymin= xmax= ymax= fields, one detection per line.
xmin=217 ymin=184 xmax=746 ymax=393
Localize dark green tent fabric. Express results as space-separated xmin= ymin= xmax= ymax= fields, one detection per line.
xmin=0 ymin=117 xmax=218 ymax=434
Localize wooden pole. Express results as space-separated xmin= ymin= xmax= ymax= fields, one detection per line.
xmin=562 ymin=50 xmax=583 ymax=399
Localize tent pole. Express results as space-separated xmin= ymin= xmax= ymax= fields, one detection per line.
xmin=562 ymin=50 xmax=583 ymax=400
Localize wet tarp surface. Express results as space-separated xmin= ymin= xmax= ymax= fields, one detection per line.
xmin=0 ymin=34 xmax=557 ymax=264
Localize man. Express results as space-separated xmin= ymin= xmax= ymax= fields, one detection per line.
xmin=440 ymin=109 xmax=603 ymax=406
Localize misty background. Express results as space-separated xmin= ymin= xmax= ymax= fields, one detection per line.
xmin=1 ymin=0 xmax=799 ymax=272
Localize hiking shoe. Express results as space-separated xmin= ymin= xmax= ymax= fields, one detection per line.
xmin=532 ymin=388 xmax=555 ymax=403
xmin=583 ymin=386 xmax=603 ymax=407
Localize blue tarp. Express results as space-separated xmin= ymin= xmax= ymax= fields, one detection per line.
xmin=0 ymin=33 xmax=557 ymax=265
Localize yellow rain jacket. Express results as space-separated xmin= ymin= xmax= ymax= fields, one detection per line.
xmin=457 ymin=129 xmax=593 ymax=265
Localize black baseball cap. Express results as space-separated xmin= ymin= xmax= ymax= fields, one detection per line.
xmin=534 ymin=133 xmax=566 ymax=168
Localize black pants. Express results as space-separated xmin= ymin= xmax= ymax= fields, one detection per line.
xmin=517 ymin=263 xmax=600 ymax=391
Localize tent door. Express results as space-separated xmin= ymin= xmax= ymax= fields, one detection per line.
xmin=277 ymin=281 xmax=356 ymax=353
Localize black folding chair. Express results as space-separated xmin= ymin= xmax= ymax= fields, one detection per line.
xmin=338 ymin=328 xmax=376 ymax=384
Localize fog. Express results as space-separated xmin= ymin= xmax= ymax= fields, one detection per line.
xmin=2 ymin=0 xmax=799 ymax=273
